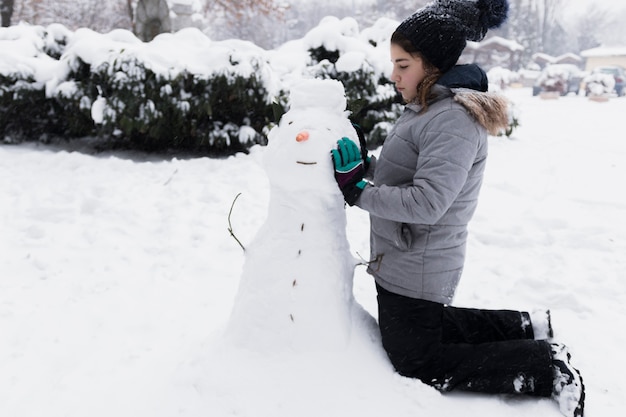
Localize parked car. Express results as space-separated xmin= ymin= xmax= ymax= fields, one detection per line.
xmin=585 ymin=66 xmax=625 ymax=97
xmin=532 ymin=64 xmax=585 ymax=96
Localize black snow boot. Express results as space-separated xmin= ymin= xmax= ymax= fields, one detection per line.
xmin=551 ymin=343 xmax=585 ymax=417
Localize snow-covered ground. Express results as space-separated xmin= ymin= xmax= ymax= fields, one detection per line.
xmin=1 ymin=88 xmax=625 ymax=416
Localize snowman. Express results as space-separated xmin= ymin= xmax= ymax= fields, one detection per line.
xmin=226 ymin=78 xmax=372 ymax=352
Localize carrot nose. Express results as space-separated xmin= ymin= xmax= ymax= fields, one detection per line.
xmin=296 ymin=131 xmax=310 ymax=142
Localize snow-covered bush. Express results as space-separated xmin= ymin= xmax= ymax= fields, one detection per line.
xmin=487 ymin=66 xmax=520 ymax=90
xmin=502 ymin=100 xmax=520 ymax=137
xmin=0 ymin=23 xmax=75 ymax=141
xmin=537 ymin=68 xmax=568 ymax=93
xmin=486 ymin=67 xmax=521 ymax=138
xmin=584 ymin=72 xmax=615 ymax=96
xmin=49 ymin=27 xmax=278 ymax=153
xmin=0 ymin=73 xmax=52 ymax=142
xmin=270 ymin=16 xmax=402 ymax=149
xmin=68 ymin=54 xmax=272 ymax=152
xmin=2 ymin=19 xmax=406 ymax=153
xmin=2 ymin=25 xmax=278 ymax=153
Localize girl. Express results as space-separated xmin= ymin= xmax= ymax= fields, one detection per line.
xmin=331 ymin=1 xmax=585 ymax=416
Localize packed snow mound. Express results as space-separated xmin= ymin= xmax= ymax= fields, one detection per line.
xmin=226 ymin=78 xmax=372 ymax=352
xmin=288 ymin=78 xmax=348 ymax=113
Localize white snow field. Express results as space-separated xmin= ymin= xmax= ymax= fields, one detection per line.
xmin=1 ymin=87 xmax=625 ymax=417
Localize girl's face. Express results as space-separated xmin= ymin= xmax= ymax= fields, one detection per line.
xmin=390 ymin=43 xmax=427 ymax=103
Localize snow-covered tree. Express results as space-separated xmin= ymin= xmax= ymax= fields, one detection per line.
xmin=202 ymin=0 xmax=283 ymax=18
xmin=134 ymin=0 xmax=171 ymax=41
xmin=573 ymin=6 xmax=607 ymax=51
xmin=1 ymin=0 xmax=14 ymax=27
xmin=200 ymin=0 xmax=289 ymax=48
xmin=576 ymin=5 xmax=626 ymax=50
xmin=538 ymin=0 xmax=563 ymax=54
xmin=369 ymin=0 xmax=428 ymax=21
xmin=496 ymin=0 xmax=568 ymax=63
xmin=13 ymin=0 xmax=130 ymax=32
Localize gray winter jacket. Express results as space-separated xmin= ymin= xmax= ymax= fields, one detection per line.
xmin=357 ymin=84 xmax=508 ymax=304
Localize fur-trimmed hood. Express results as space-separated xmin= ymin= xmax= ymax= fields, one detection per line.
xmin=434 ymin=64 xmax=509 ymax=136
xmin=452 ymin=87 xmax=509 ymax=136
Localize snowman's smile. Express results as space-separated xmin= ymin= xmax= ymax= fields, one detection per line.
xmin=296 ymin=161 xmax=317 ymax=165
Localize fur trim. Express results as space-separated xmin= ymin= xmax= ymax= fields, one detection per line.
xmin=452 ymin=88 xmax=509 ymax=136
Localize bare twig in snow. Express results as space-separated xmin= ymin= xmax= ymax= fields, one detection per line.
xmin=228 ymin=193 xmax=246 ymax=252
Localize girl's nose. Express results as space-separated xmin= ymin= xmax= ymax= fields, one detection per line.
xmin=296 ymin=130 xmax=309 ymax=142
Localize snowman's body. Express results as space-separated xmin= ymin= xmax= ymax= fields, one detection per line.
xmin=226 ymin=79 xmax=369 ymax=352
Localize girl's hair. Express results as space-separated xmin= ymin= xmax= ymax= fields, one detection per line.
xmin=390 ymin=31 xmax=442 ymax=110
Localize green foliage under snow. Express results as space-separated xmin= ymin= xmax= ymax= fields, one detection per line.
xmin=0 ymin=19 xmax=517 ymax=155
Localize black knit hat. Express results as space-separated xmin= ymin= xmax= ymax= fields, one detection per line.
xmin=395 ymin=0 xmax=509 ymax=73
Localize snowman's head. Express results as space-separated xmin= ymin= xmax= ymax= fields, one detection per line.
xmin=264 ymin=79 xmax=360 ymax=194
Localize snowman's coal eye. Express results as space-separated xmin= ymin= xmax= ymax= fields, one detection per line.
xmin=288 ymin=121 xmax=294 ymax=125
xmin=326 ymin=128 xmax=331 ymax=131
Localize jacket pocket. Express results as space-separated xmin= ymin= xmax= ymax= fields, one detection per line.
xmin=399 ymin=223 xmax=413 ymax=250
xmin=371 ymin=217 xmax=415 ymax=252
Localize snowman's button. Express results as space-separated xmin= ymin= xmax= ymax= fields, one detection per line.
xmin=296 ymin=131 xmax=310 ymax=142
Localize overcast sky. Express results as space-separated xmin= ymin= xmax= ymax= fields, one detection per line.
xmin=567 ymin=0 xmax=624 ymax=13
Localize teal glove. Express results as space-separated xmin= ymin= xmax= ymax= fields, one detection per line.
xmin=331 ymin=138 xmax=368 ymax=206
xmin=333 ymin=137 xmax=361 ymax=166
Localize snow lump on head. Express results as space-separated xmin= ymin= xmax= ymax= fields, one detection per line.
xmin=263 ymin=78 xmax=359 ymax=194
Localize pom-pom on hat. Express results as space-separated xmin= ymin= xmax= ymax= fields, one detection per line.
xmin=395 ymin=0 xmax=509 ymax=73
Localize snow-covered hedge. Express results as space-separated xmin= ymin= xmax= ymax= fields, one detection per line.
xmin=62 ymin=28 xmax=277 ymax=152
xmin=1 ymin=17 xmax=403 ymax=154
xmin=1 ymin=17 xmax=515 ymax=153
xmin=0 ymin=24 xmax=70 ymax=141
xmin=1 ymin=25 xmax=279 ymax=152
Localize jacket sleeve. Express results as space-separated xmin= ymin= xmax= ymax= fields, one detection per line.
xmin=357 ymin=109 xmax=482 ymax=225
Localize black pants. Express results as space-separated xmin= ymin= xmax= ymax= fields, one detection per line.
xmin=376 ymin=284 xmax=553 ymax=397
